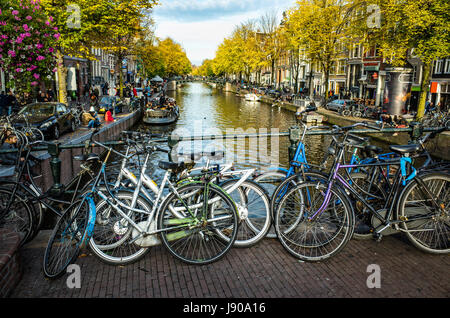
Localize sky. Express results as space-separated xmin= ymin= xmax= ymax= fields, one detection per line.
xmin=152 ymin=0 xmax=298 ymax=66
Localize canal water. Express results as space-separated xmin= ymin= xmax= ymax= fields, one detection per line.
xmin=132 ymin=82 xmax=331 ymax=181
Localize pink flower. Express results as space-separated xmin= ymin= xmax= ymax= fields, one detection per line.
xmin=15 ymin=68 xmax=22 ymax=73
xmin=48 ymin=47 xmax=54 ymax=53
xmin=36 ymin=55 xmax=45 ymax=61
xmin=23 ymin=24 xmax=30 ymax=31
xmin=33 ymin=73 xmax=40 ymax=79
xmin=7 ymin=50 xmax=16 ymax=57
xmin=26 ymin=16 xmax=32 ymax=20
xmin=53 ymin=33 xmax=60 ymax=40
xmin=12 ymin=10 xmax=19 ymax=15
xmin=31 ymin=81 xmax=38 ymax=86
xmin=36 ymin=43 xmax=43 ymax=49
xmin=45 ymin=20 xmax=50 ymax=26
xmin=52 ymin=67 xmax=57 ymax=73
xmin=14 ymin=16 xmax=21 ymax=21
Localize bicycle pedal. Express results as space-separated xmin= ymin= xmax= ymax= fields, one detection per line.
xmin=373 ymin=233 xmax=383 ymax=242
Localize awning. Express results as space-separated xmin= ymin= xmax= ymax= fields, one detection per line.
xmin=151 ymin=75 xmax=163 ymax=82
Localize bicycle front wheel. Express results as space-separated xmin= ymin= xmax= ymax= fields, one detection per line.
xmin=43 ymin=198 xmax=90 ymax=279
xmin=274 ymin=181 xmax=354 ymax=262
xmin=89 ymin=191 xmax=153 ymax=265
xmin=158 ymin=183 xmax=238 ymax=265
xmin=0 ymin=187 xmax=34 ymax=247
xmin=253 ymin=171 xmax=287 ymax=238
xmin=398 ymin=173 xmax=450 ymax=254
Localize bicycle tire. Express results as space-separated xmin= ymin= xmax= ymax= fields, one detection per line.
xmin=0 ymin=187 xmax=34 ymax=247
xmin=43 ymin=198 xmax=90 ymax=279
xmin=274 ymin=181 xmax=354 ymax=262
xmin=220 ymin=179 xmax=271 ymax=247
xmin=88 ymin=190 xmax=153 ymax=265
xmin=158 ymin=183 xmax=238 ymax=265
xmin=397 ymin=173 xmax=450 ymax=254
xmin=253 ymin=171 xmax=287 ymax=238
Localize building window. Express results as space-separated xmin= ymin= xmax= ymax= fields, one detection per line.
xmin=444 ymin=59 xmax=450 ymax=74
xmin=434 ymin=60 xmax=443 ymax=74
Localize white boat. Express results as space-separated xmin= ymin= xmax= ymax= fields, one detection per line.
xmin=244 ymin=93 xmax=261 ymax=101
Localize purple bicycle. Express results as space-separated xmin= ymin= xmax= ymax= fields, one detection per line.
xmin=274 ymin=122 xmax=450 ymax=262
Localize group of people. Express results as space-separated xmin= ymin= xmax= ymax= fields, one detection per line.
xmin=0 ymin=89 xmax=57 ymax=117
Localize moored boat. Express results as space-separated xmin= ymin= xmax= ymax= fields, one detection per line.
xmin=143 ymin=105 xmax=179 ymax=125
xmin=244 ymin=93 xmax=261 ymax=101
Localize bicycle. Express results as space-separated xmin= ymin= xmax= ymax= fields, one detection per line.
xmin=66 ymin=129 xmax=240 ymax=267
xmin=0 ymin=136 xmax=99 ymax=247
xmin=274 ymin=122 xmax=449 ymax=262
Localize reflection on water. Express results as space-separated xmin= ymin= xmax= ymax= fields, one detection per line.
xmin=133 ymin=82 xmax=331 ymax=177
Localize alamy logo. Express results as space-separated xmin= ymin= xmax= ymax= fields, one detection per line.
xmin=67 ymin=4 xmax=81 ymax=29
xmin=367 ymin=4 xmax=381 ymax=29
xmin=66 ymin=264 xmax=81 ymax=289
xmin=366 ymin=264 xmax=381 ymax=288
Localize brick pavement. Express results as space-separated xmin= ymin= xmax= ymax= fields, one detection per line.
xmin=9 ymin=230 xmax=449 ymax=299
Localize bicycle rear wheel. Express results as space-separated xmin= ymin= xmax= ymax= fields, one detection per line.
xmin=398 ymin=173 xmax=450 ymax=254
xmin=43 ymin=199 xmax=90 ymax=279
xmin=274 ymin=181 xmax=354 ymax=262
xmin=158 ymin=183 xmax=238 ymax=265
xmin=220 ymin=179 xmax=271 ymax=247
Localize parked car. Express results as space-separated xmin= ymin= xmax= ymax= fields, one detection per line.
xmin=267 ymin=89 xmax=281 ymax=99
xmin=98 ymin=96 xmax=123 ymax=114
xmin=325 ymin=99 xmax=356 ymax=112
xmin=16 ymin=102 xmax=75 ymax=140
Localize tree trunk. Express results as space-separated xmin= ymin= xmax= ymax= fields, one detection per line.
xmin=416 ymin=62 xmax=432 ymax=120
xmin=271 ymin=59 xmax=275 ymax=86
xmin=324 ymin=69 xmax=330 ymax=104
xmin=56 ymin=50 xmax=67 ymax=104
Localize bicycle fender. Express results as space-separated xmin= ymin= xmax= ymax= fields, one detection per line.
xmin=400 ymin=157 xmax=417 ymax=186
xmin=81 ymin=194 xmax=97 ymax=247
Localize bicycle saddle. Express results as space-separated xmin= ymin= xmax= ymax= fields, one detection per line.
xmin=158 ymin=161 xmax=185 ymax=171
xmin=389 ymin=144 xmax=421 ymax=154
xmin=347 ymin=134 xmax=369 ymax=146
xmin=73 ymin=153 xmax=100 ymax=162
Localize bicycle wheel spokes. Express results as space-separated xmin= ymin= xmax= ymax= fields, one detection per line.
xmin=158 ymin=184 xmax=238 ymax=265
xmin=43 ymin=199 xmax=89 ymax=279
xmin=0 ymin=188 xmax=33 ymax=246
xmin=399 ymin=173 xmax=450 ymax=253
xmin=89 ymin=191 xmax=152 ymax=265
xmin=275 ymin=182 xmax=354 ymax=262
xmin=224 ymin=180 xmax=271 ymax=247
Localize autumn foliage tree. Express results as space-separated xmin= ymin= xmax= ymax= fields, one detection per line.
xmin=354 ymin=0 xmax=450 ymax=119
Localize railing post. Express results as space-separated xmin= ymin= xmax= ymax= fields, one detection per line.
xmin=47 ymin=142 xmax=64 ymax=195
xmin=288 ymin=126 xmax=301 ymax=162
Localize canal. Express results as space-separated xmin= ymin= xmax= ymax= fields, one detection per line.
xmin=132 ymin=82 xmax=331 ymax=179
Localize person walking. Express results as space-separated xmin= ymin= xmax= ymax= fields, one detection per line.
xmin=6 ymin=91 xmax=17 ymax=116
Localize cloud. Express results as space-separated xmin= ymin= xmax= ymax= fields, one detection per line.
xmin=154 ymin=0 xmax=288 ymax=22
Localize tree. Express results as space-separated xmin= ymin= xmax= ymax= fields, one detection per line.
xmin=287 ymin=0 xmax=356 ymax=101
xmin=354 ymin=0 xmax=450 ymax=119
xmin=157 ymin=37 xmax=192 ymax=77
xmin=41 ymin=0 xmax=158 ymax=101
xmin=258 ymin=11 xmax=286 ymax=87
xmin=0 ymin=0 xmax=59 ymax=99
